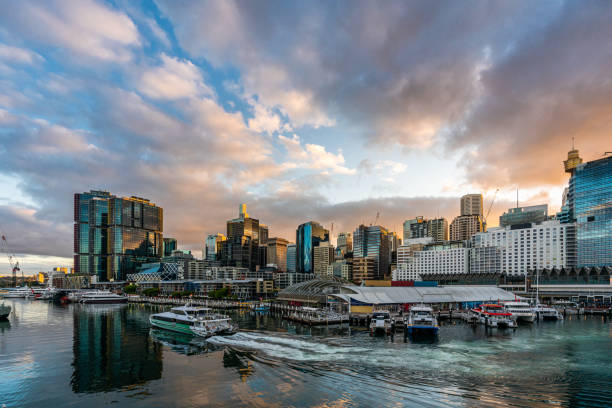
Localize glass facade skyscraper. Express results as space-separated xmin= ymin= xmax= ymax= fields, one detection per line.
xmin=296 ymin=222 xmax=329 ymax=274
xmin=571 ymin=156 xmax=612 ymax=267
xmin=74 ymin=191 xmax=163 ymax=281
xmin=221 ymin=204 xmax=260 ymax=270
xmin=353 ymin=224 xmax=390 ymax=279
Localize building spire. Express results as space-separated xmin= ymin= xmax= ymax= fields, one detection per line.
xmin=564 ymin=138 xmax=582 ymax=174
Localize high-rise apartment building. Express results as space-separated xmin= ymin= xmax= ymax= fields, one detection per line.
xmin=450 ymin=215 xmax=484 ymax=241
xmin=205 ymin=233 xmax=226 ymax=261
xmin=460 ymin=194 xmax=483 ymax=216
xmin=352 ymin=257 xmax=376 ymax=283
xmin=336 ymin=232 xmax=353 ymax=255
xmin=74 ymin=190 xmax=163 ymax=281
xmin=427 ymin=218 xmax=448 ymax=242
xmin=353 ymin=225 xmax=390 ymax=279
xmin=266 ymin=237 xmax=289 ymax=271
xmin=313 ymin=241 xmax=335 ymax=276
xmin=296 ymin=221 xmax=329 ymax=274
xmin=286 ymin=244 xmax=297 ymax=273
xmin=402 ymin=217 xmax=427 ymax=241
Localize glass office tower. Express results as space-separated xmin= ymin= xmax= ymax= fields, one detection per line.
xmin=296 ymin=221 xmax=329 ymax=274
xmin=572 ymin=156 xmax=612 ymax=267
xmin=74 ymin=191 xmax=163 ymax=281
xmin=353 ymin=225 xmax=390 ymax=279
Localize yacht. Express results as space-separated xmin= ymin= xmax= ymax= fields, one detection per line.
xmin=0 ymin=303 xmax=10 ymax=320
xmin=370 ymin=310 xmax=393 ymax=335
xmin=150 ymin=305 xmax=237 ymax=336
xmin=552 ymin=300 xmax=584 ymax=315
xmin=503 ymin=301 xmax=536 ymax=323
xmin=405 ymin=305 xmax=439 ymax=336
xmin=532 ymin=304 xmax=564 ymax=321
xmin=471 ymin=304 xmax=517 ymax=328
xmin=0 ymin=287 xmax=34 ymax=298
xmin=80 ymin=291 xmax=128 ymax=304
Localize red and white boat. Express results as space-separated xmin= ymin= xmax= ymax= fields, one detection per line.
xmin=470 ymin=304 xmax=517 ymax=328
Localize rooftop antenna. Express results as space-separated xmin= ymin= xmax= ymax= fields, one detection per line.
xmin=571 ymin=136 xmax=575 ymax=150
xmin=516 ymin=187 xmax=519 ymax=208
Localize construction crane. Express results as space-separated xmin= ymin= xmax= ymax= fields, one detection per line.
xmin=371 ymin=211 xmax=380 ymax=226
xmin=484 ymin=188 xmax=499 ymax=228
xmin=1 ymin=232 xmax=20 ymax=287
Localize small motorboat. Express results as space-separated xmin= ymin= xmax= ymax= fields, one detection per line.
xmin=370 ymin=310 xmax=393 ymax=335
xmin=0 ymin=303 xmax=11 ymax=320
xmin=405 ymin=304 xmax=439 ymax=337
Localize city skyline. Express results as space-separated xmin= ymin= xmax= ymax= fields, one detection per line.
xmin=1 ymin=1 xmax=611 ymax=274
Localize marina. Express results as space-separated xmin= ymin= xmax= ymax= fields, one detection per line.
xmin=1 ymin=299 xmax=611 ymax=407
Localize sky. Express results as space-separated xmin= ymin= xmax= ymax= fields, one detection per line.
xmin=0 ymin=0 xmax=610 ymax=274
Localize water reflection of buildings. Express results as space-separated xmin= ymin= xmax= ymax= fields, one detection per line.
xmin=71 ymin=306 xmax=162 ymax=393
xmin=223 ymin=349 xmax=254 ymax=382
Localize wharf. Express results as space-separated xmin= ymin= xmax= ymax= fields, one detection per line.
xmin=128 ymin=296 xmax=247 ymax=309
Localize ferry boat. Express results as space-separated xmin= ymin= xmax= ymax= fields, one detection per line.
xmin=503 ymin=301 xmax=536 ymax=323
xmin=252 ymin=302 xmax=270 ymax=312
xmin=0 ymin=287 xmax=34 ymax=298
xmin=552 ymin=300 xmax=584 ymax=315
xmin=0 ymin=303 xmax=10 ymax=320
xmin=370 ymin=310 xmax=393 ymax=335
xmin=471 ymin=304 xmax=517 ymax=328
xmin=532 ymin=304 xmax=564 ymax=321
xmin=80 ymin=291 xmax=128 ymax=304
xmin=405 ymin=305 xmax=439 ymax=336
xmin=150 ymin=305 xmax=237 ymax=336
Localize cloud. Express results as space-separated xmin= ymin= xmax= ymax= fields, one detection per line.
xmin=0 ymin=0 xmax=140 ymax=62
xmin=278 ymin=134 xmax=356 ymax=175
xmin=138 ymin=54 xmax=212 ymax=100
xmin=0 ymin=43 xmax=43 ymax=64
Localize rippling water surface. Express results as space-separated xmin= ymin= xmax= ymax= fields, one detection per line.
xmin=0 ymin=300 xmax=611 ymax=407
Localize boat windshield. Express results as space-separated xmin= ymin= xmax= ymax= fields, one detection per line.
xmin=373 ymin=313 xmax=389 ymax=319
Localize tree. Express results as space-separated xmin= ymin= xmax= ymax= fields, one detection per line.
xmin=124 ymin=284 xmax=137 ymax=294
xmin=142 ymin=287 xmax=160 ymax=297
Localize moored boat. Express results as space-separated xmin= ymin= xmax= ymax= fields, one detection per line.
xmin=0 ymin=287 xmax=34 ymax=298
xmin=0 ymin=303 xmax=11 ymax=320
xmin=503 ymin=301 xmax=536 ymax=323
xmin=405 ymin=305 xmax=439 ymax=336
xmin=80 ymin=291 xmax=128 ymax=304
xmin=370 ymin=310 xmax=393 ymax=335
xmin=533 ymin=304 xmax=564 ymax=321
xmin=471 ymin=304 xmax=517 ymax=328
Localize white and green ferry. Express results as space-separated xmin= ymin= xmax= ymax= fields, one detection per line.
xmin=149 ymin=305 xmax=237 ymax=336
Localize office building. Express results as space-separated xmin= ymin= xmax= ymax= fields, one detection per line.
xmin=336 ymin=232 xmax=353 ymax=256
xmin=403 ymin=216 xmax=448 ymax=243
xmin=461 ymin=194 xmax=483 ymax=216
xmin=353 ymin=224 xmax=390 ymax=279
xmin=499 ymin=205 xmax=548 ymax=227
xmin=296 ymin=221 xmax=329 ymax=274
xmin=313 ymin=241 xmax=335 ymax=276
xmin=352 ymin=257 xmax=376 ymax=283
xmin=570 ymin=155 xmax=612 ymax=267
xmin=471 ymin=220 xmax=575 ymax=275
xmin=163 ymin=237 xmax=177 ymax=257
xmin=396 ymin=237 xmax=434 ymax=267
xmin=327 ymin=259 xmax=353 ymax=280
xmin=205 ymin=233 xmax=226 ymax=261
xmin=259 ymin=224 xmax=269 ymax=245
xmin=450 ymin=214 xmax=484 ymax=241
xmin=286 ymin=244 xmax=297 ymax=273
xmin=266 ymin=237 xmax=289 ymax=271
xmin=221 ymin=204 xmax=260 ymax=270
xmin=74 ymin=190 xmax=163 ymax=281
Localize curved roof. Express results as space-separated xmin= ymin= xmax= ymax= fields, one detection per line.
xmin=330 ymin=286 xmax=519 ymax=305
xmin=279 ymin=276 xmax=354 ymax=296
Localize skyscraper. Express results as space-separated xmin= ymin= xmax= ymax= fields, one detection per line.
xmin=221 ymin=204 xmax=260 ymax=270
xmin=163 ymin=237 xmax=177 ymax=257
xmin=460 ymin=194 xmax=483 ymax=216
xmin=499 ymin=205 xmax=548 ymax=227
xmin=205 ymin=233 xmax=226 ymax=261
xmin=286 ymin=244 xmax=297 ymax=273
xmin=266 ymin=237 xmax=289 ymax=271
xmin=313 ymin=241 xmax=335 ymax=276
xmin=402 ymin=217 xmax=427 ymax=241
xmin=74 ymin=191 xmax=163 ymax=281
xmin=296 ymin=221 xmax=329 ymax=274
xmin=336 ymin=232 xmax=353 ymax=255
xmin=569 ymin=155 xmax=612 ymax=267
xmin=427 ymin=218 xmax=448 ymax=242
xmin=353 ymin=224 xmax=390 ymax=279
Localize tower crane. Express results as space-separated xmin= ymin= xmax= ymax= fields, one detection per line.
xmin=484 ymin=188 xmax=499 ymax=229
xmin=372 ymin=211 xmax=380 ymax=226
xmin=1 ymin=231 xmax=20 ymax=287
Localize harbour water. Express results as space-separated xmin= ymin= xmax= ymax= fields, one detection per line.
xmin=1 ymin=299 xmax=611 ymax=407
